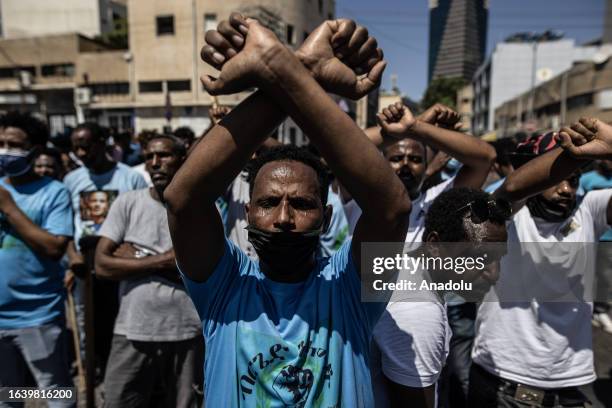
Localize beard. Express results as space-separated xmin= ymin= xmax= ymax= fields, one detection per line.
xmin=397 ymin=170 xmax=422 ymax=199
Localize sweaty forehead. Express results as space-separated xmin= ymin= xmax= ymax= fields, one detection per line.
xmin=384 ymin=138 xmax=425 ymax=157
xmin=0 ymin=127 xmax=29 ymax=144
xmin=252 ymin=160 xmax=320 ymax=198
xmin=465 ymin=219 xmax=508 ymax=243
xmin=146 ymin=139 xmax=173 ymax=153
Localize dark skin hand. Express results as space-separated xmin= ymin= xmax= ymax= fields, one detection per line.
xmin=165 ymin=14 xmax=409 ymax=283
xmin=0 ymin=127 xmax=69 ymax=260
xmin=555 ymin=117 xmax=612 ymax=224
xmin=378 ymin=102 xmax=496 ymax=190
xmin=95 ymin=239 xmax=180 ymax=283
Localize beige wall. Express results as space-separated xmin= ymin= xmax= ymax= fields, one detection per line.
xmin=128 ymin=0 xmax=333 ymax=105
xmin=456 ymin=84 xmax=473 ymax=132
xmin=127 ymin=0 xmax=334 ymax=132
xmin=0 ymin=0 xmax=107 ymax=38
xmin=495 ymin=58 xmax=612 ymax=135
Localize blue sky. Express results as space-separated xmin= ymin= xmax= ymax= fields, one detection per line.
xmin=334 ymin=0 xmax=605 ymax=100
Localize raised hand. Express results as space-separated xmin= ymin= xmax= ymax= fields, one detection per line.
xmin=557 ymin=117 xmax=612 ymax=159
xmin=200 ymin=13 xmax=288 ymax=95
xmin=201 ymin=13 xmax=385 ymax=99
xmin=418 ymin=103 xmax=462 ymax=130
xmin=209 ymin=105 xmax=231 ymax=124
xmin=377 ymin=102 xmax=417 ymax=139
xmin=296 ymin=19 xmax=385 ymax=99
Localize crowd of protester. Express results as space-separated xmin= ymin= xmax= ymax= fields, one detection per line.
xmin=0 ymin=13 xmax=611 ymax=408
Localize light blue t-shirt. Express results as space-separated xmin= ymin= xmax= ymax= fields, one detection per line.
xmin=63 ymin=163 xmax=147 ymax=246
xmin=580 ymin=170 xmax=612 ymax=241
xmin=0 ymin=177 xmax=73 ymax=329
xmin=182 ymin=239 xmax=385 ymax=407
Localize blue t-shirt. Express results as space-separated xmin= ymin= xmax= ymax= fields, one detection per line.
xmin=63 ymin=163 xmax=148 ymax=246
xmin=580 ymin=170 xmax=612 ymax=241
xmin=182 ymin=239 xmax=385 ymax=407
xmin=0 ymin=177 xmax=73 ymax=329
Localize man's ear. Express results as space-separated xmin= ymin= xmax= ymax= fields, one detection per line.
xmin=323 ymin=204 xmax=333 ymax=233
xmin=425 ymin=231 xmax=440 ymax=242
xmin=424 ymin=231 xmax=440 ymax=257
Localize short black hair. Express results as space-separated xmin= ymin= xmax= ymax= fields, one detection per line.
xmin=0 ymin=111 xmax=49 ymax=147
xmin=73 ymin=122 xmax=108 ymax=142
xmin=423 ymin=187 xmax=507 ymax=242
xmin=34 ymin=146 xmax=62 ymax=163
xmin=173 ymin=126 xmax=195 ymax=145
xmin=145 ymin=134 xmax=186 ymax=156
xmin=246 ymin=145 xmax=330 ymax=205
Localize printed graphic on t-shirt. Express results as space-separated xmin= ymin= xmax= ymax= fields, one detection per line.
xmin=238 ymin=326 xmax=336 ymax=407
xmin=79 ymin=190 xmax=118 ymax=236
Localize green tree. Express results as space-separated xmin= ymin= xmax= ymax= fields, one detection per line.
xmin=421 ymin=76 xmax=466 ymax=111
xmin=96 ymin=17 xmax=128 ymax=50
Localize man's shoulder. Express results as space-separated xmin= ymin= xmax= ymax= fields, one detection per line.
xmin=63 ymin=166 xmax=87 ymax=185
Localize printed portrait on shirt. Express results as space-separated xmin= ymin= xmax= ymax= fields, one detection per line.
xmin=79 ymin=190 xmax=118 ymax=236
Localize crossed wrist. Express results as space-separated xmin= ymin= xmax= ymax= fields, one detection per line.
xmin=258 ymin=43 xmax=303 ymax=87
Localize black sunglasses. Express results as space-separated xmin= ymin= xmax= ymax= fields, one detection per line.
xmin=455 ymin=198 xmax=512 ymax=223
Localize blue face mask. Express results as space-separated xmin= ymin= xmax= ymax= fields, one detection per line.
xmin=0 ymin=147 xmax=33 ymax=177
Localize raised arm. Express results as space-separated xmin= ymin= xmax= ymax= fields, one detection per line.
xmin=493 ymin=119 xmax=600 ymax=207
xmin=379 ymin=102 xmax=496 ymax=189
xmin=165 ymin=14 xmax=392 ymax=281
xmin=201 ymin=18 xmax=410 ymax=269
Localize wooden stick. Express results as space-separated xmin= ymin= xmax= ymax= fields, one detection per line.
xmin=67 ymin=289 xmax=86 ymax=394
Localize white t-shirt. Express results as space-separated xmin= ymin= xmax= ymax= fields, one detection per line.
xmin=473 ymin=189 xmax=612 ymax=389
xmin=131 ymin=162 xmax=152 ymax=187
xmin=344 ymin=178 xmax=454 ymax=397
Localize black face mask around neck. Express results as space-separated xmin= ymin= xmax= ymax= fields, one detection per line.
xmin=526 ymin=195 xmax=575 ymax=223
xmin=246 ymin=224 xmax=323 ymax=271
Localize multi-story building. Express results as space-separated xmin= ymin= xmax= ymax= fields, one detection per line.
xmin=471 ymin=37 xmax=607 ymax=135
xmin=428 ymin=0 xmax=488 ymax=83
xmin=125 ymin=0 xmax=335 ymax=137
xmin=0 ymin=0 xmax=126 ymax=39
xmin=0 ymin=33 xmax=130 ymax=136
xmin=456 ymin=84 xmax=473 ymax=133
xmin=494 ymin=54 xmax=612 ymax=137
xmin=0 ymin=0 xmax=336 ymax=142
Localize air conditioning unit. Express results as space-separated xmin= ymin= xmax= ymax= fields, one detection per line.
xmin=75 ymin=87 xmax=91 ymax=105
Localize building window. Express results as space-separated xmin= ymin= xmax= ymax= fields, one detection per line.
xmin=286 ymin=24 xmax=295 ymax=45
xmin=204 ymin=14 xmax=217 ymax=33
xmin=91 ymin=82 xmax=130 ymax=95
xmin=167 ymin=80 xmax=191 ymax=92
xmin=156 ymin=15 xmax=174 ymax=36
xmin=41 ymin=63 xmax=75 ymax=77
xmin=567 ymin=93 xmax=593 ymax=110
xmin=139 ymin=81 xmax=163 ymax=93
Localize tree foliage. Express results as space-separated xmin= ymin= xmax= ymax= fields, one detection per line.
xmin=421 ymin=76 xmax=466 ymax=111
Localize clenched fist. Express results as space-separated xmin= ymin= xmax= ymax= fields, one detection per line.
xmin=557 ymin=117 xmax=612 ymax=160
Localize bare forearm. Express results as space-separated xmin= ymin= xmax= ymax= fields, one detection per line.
xmin=95 ymin=252 xmax=175 ymax=281
xmin=498 ymin=148 xmax=586 ymax=202
xmin=2 ymin=204 xmax=67 ymax=259
xmin=164 ymin=91 xmax=286 ymax=212
xmin=263 ymin=52 xmax=410 ymax=221
xmin=411 ymin=121 xmax=496 ymax=168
